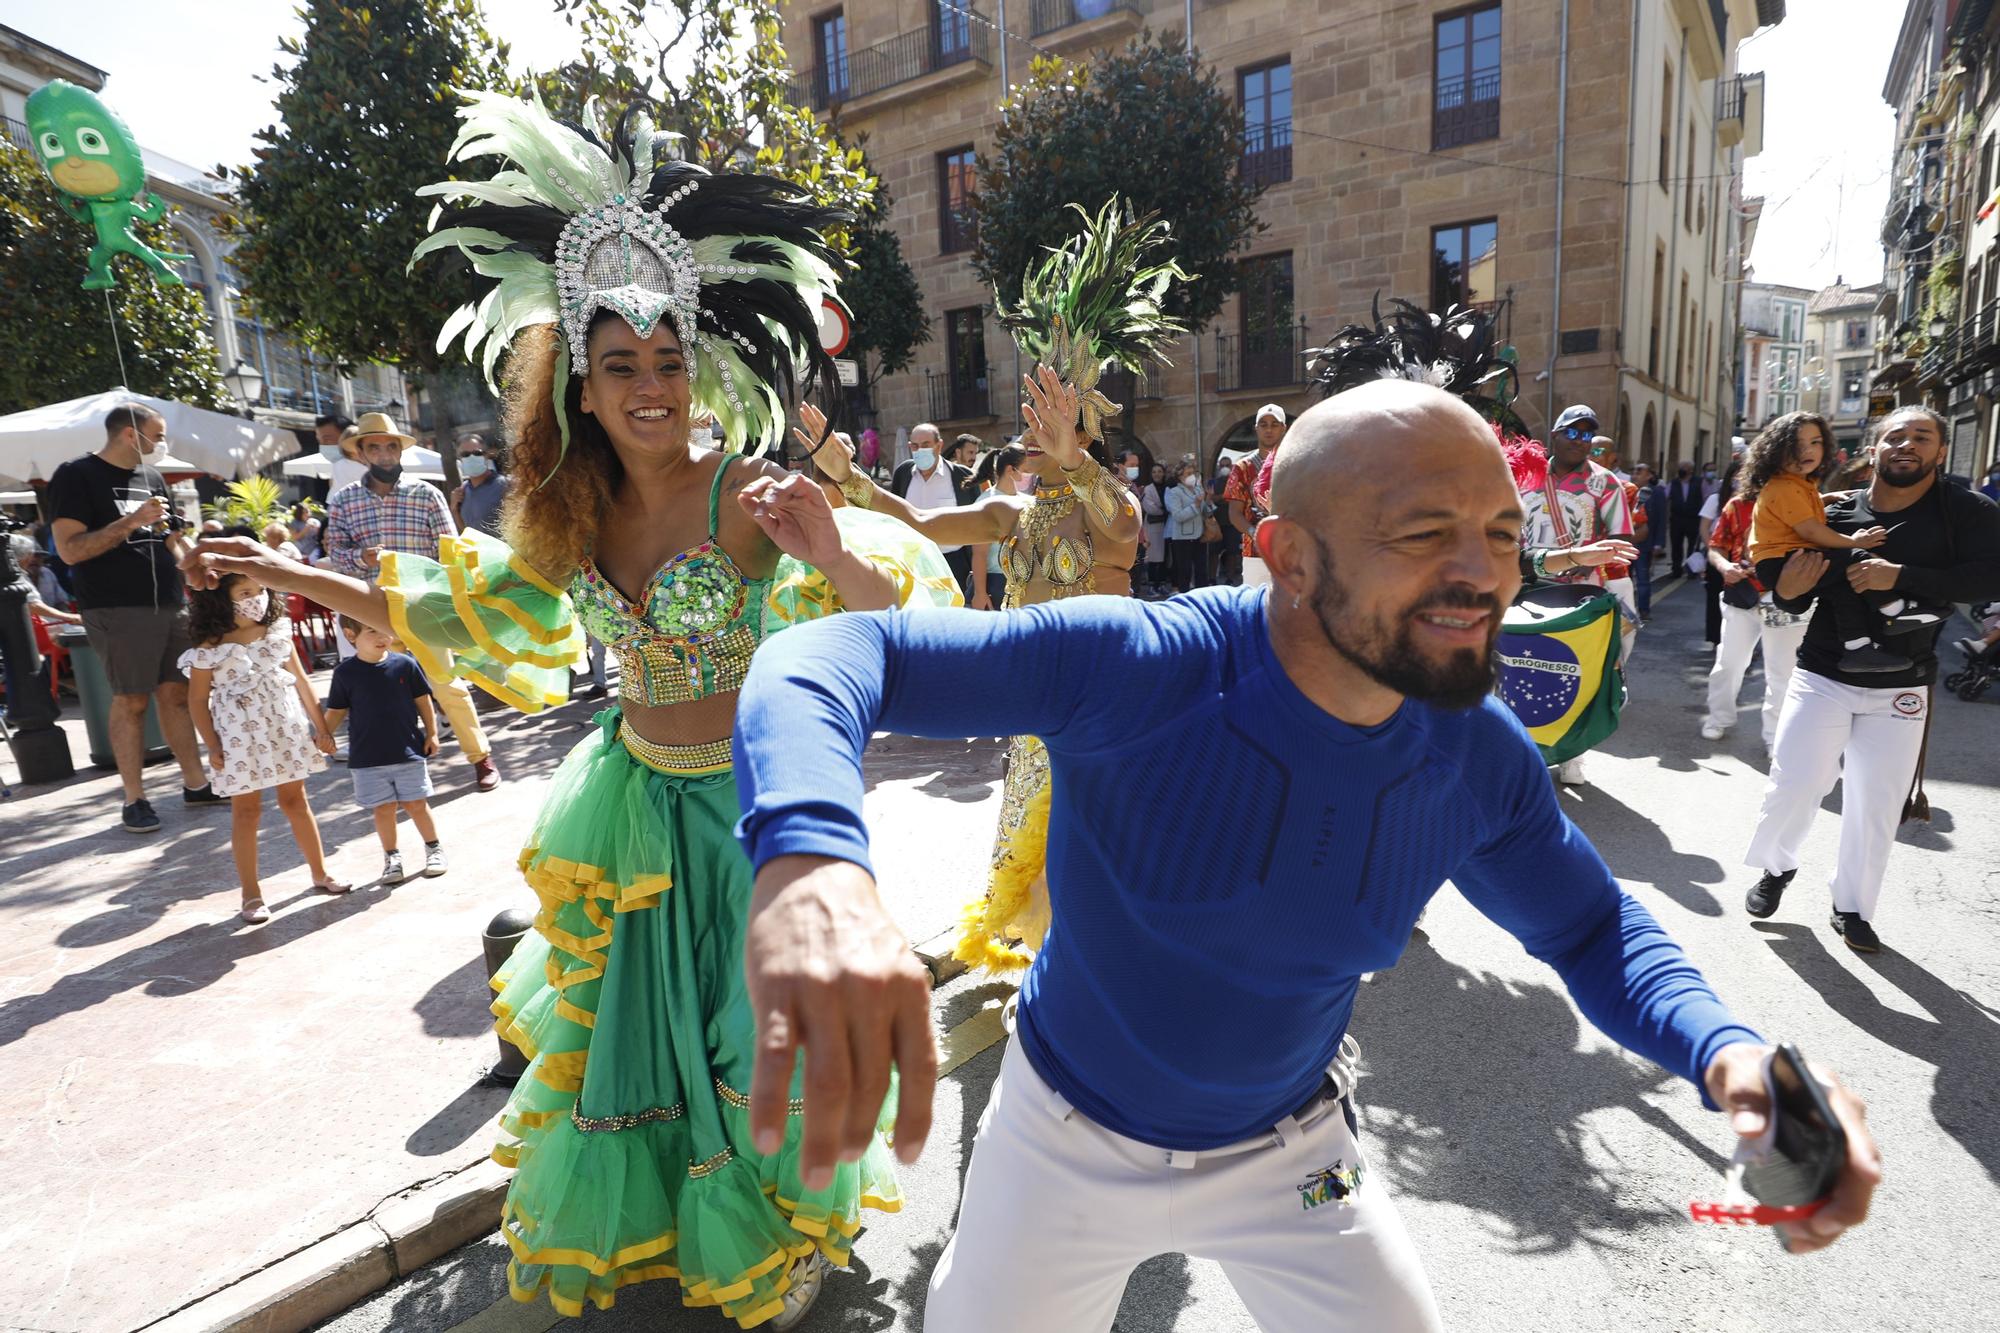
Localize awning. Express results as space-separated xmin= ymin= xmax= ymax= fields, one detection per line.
xmin=0 ymin=387 xmax=302 ymax=482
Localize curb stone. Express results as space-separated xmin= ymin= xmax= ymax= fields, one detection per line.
xmin=135 ymin=1159 xmax=508 ymax=1333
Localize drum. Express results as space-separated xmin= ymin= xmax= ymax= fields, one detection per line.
xmin=1496 ymin=583 xmax=1627 ymax=765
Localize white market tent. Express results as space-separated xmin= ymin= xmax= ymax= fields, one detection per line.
xmin=0 ymin=388 xmax=302 ymax=483
xmin=282 ymin=446 xmax=447 ymax=482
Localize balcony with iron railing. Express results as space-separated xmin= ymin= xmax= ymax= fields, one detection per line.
xmin=789 ymin=16 xmax=990 ymax=113
xmin=1215 ymin=319 xmax=1309 ymax=394
xmin=2 ymin=117 xmax=28 ymax=150
xmin=927 ymin=367 xmax=993 ymax=422
xmin=1433 ymin=71 xmax=1500 ymax=150
xmin=1099 ymin=362 xmax=1166 ymax=409
xmin=1240 ymin=120 xmax=1291 ymax=188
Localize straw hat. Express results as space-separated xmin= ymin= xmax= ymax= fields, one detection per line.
xmin=352 ymin=412 xmax=416 ymax=447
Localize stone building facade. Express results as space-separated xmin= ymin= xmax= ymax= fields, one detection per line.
xmin=779 ymin=0 xmax=1781 ymax=473
xmin=1736 ymin=280 xmax=1812 ymax=431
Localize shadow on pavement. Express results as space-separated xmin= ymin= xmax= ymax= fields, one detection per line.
xmin=1755 ymin=921 xmax=2000 ymax=1186
xmin=415 ymin=956 xmax=500 ymax=1038
xmin=405 ymin=1081 xmax=510 ymax=1158
xmin=862 ymin=734 xmax=1004 ymax=802
xmin=1351 ymin=933 xmax=1723 ymax=1253
xmin=0 ymin=882 xmax=394 ymax=1048
xmin=1559 ymin=783 xmax=1727 ymax=918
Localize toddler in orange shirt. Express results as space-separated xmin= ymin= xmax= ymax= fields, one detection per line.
xmin=1745 ymin=414 xmax=1943 ymax=672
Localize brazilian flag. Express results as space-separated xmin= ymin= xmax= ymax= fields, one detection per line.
xmin=1496 ymin=584 xmax=1626 ymax=765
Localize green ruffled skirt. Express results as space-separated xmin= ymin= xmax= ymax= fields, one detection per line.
xmin=490 ymin=708 xmax=901 ymax=1323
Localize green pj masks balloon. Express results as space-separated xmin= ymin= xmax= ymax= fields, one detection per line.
xmin=25 ymin=80 xmax=191 ymax=291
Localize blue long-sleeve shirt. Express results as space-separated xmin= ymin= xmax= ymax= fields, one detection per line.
xmin=735 ymin=586 xmax=1760 ymax=1150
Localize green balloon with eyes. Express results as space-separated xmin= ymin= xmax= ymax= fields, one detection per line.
xmin=25 ymin=80 xmax=191 ymax=291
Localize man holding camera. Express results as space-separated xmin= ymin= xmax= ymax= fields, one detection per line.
xmin=46 ymin=404 xmax=221 ymax=833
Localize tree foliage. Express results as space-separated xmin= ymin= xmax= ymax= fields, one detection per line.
xmin=546 ymin=0 xmax=876 ymax=230
xmin=224 ymin=0 xmax=515 ymax=482
xmin=0 ymin=143 xmax=226 ymax=415
xmin=841 ymin=155 xmax=929 ymax=389
xmin=972 ymin=36 xmax=1265 ymax=331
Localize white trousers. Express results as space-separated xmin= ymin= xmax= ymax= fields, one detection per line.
xmin=924 ymin=1039 xmax=1440 ymax=1333
xmin=1242 ymin=555 xmax=1272 ymax=587
xmin=1703 ymin=602 xmax=1808 ymax=747
xmin=1743 ymin=669 xmax=1927 ymax=921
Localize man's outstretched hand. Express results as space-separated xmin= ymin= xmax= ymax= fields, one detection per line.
xmin=1704 ymin=1042 xmax=1881 ymax=1253
xmin=744 ymin=855 xmax=937 ymax=1188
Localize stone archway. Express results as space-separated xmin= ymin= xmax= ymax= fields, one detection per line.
xmin=1640 ymin=405 xmax=1657 ymax=469
xmin=1615 ymin=395 xmax=1632 ymax=458
xmin=1668 ymin=414 xmax=1683 ymax=468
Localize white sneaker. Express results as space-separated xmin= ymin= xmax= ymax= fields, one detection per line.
xmin=381 ymin=851 xmax=408 ymax=886
xmin=1554 ymin=758 xmax=1587 ymax=786
xmin=422 ymin=842 xmax=448 ymax=878
xmin=1700 ymin=722 xmax=1728 ymax=741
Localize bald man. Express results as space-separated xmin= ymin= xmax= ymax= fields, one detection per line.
xmin=731 ymin=382 xmax=1880 ymax=1332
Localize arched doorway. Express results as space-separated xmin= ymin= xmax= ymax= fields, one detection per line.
xmin=1615 ymin=395 xmax=1631 ymax=458
xmin=1639 ymin=406 xmax=1657 ymax=469
xmin=1668 ymin=415 xmax=1683 ymax=469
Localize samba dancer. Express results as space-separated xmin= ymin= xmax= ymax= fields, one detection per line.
xmin=183 ymin=93 xmax=958 ymax=1327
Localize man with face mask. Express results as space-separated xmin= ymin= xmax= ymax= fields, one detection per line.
xmin=324 ymin=412 xmax=501 ymax=791
xmin=316 ymin=414 xmax=366 ymax=496
xmin=1743 ymin=406 xmax=2000 ymax=952
xmin=730 ymin=380 xmax=1882 ymax=1332
xmin=46 ymin=404 xmax=224 ymax=832
xmin=891 ymin=422 xmax=980 ymax=599
xmin=448 ymin=433 xmax=510 ymax=538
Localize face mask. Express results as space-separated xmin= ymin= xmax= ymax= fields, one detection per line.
xmin=233 ymin=591 xmax=269 ymax=623
xmin=459 ymin=456 xmax=490 ymax=479
xmin=1183 ymin=475 xmax=1200 ymax=489
xmin=912 ymin=447 xmax=937 ymax=471
xmin=1124 ymin=466 xmax=1140 ymax=480
xmin=319 ymin=444 xmax=345 ymax=463
xmin=368 ymin=462 xmax=403 ymax=485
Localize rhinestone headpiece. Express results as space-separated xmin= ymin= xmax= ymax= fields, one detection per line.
xmin=554 ymin=183 xmax=701 ymax=369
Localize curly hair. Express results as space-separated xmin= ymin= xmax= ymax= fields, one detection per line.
xmin=498 ymin=317 xmax=630 ymax=582
xmin=187 ymin=572 xmax=282 ymax=648
xmin=1738 ymin=411 xmax=1834 ymax=504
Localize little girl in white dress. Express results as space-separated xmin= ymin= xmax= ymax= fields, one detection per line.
xmin=181 ymin=573 xmax=346 ymax=922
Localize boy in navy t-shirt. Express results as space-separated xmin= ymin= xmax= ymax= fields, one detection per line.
xmin=326 ymin=617 xmax=447 ymax=885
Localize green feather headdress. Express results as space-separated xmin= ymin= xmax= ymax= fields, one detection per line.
xmin=411 ymin=91 xmax=850 ymax=467
xmin=997 ymin=197 xmax=1193 ymax=442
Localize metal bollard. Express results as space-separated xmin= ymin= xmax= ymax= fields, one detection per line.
xmin=481 ymin=907 xmax=535 ymax=1086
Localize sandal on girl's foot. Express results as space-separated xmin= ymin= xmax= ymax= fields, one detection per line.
xmin=312 ymin=879 xmax=353 ymax=896
xmin=240 ymin=898 xmax=271 ymax=924
xmin=768 ymin=1252 xmax=830 ymax=1331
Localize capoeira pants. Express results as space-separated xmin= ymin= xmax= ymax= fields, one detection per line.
xmin=1704 ymin=603 xmax=1808 ymax=747
xmin=923 ymin=1036 xmax=1440 ymax=1333
xmin=1743 ymin=669 xmax=1927 ymax=921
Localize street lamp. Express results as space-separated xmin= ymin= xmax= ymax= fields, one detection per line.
xmin=224 ymin=358 xmax=264 ymax=414
xmin=1929 ymin=314 xmax=1949 ymax=341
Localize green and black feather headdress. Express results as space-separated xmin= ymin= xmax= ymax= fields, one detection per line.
xmin=997 ymin=197 xmax=1193 ymax=442
xmin=1305 ymin=296 xmax=1519 ymax=421
xmin=412 ymin=91 xmax=849 ymax=462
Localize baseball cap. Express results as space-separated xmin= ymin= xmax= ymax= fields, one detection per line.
xmin=1256 ymin=404 xmax=1287 ymax=425
xmin=1552 ymin=404 xmax=1598 ymax=433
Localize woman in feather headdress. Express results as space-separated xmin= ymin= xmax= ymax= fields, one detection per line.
xmin=798 ymin=198 xmax=1188 ymax=974
xmin=182 ymin=93 xmax=961 ymax=1327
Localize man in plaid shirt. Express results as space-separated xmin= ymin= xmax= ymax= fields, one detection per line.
xmin=324 ymin=413 xmax=502 ymax=792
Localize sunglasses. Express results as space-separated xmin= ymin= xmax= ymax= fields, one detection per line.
xmin=1559 ymin=425 xmax=1596 ymax=441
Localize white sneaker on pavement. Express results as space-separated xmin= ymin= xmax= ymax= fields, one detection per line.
xmin=1553 ymin=757 xmax=1588 ymax=786
xmin=381 ymin=851 xmax=408 ymax=886
xmin=422 ymin=842 xmax=448 ymax=878
xmin=1700 ymin=722 xmax=1728 ymax=741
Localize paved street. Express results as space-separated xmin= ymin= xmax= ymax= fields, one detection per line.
xmin=3 ymin=579 xmax=1998 ymax=1332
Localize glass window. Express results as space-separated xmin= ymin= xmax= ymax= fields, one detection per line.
xmin=945 ymin=306 xmax=988 ymax=418
xmin=938 ymin=146 xmax=978 ymax=254
xmin=1430 ymin=219 xmax=1498 ymax=310
xmin=814 ymin=11 xmax=848 ymax=100
xmin=1239 ymin=252 xmax=1297 ymax=388
xmin=1433 ymin=4 xmax=1501 ymax=149
xmin=1239 ymin=61 xmax=1292 ymax=185
xmin=934 ymin=0 xmax=971 ymax=62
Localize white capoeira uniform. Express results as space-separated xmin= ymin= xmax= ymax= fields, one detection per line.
xmin=1743 ymin=670 xmax=1927 ymax=921
xmin=1705 ymin=596 xmax=1809 ymax=748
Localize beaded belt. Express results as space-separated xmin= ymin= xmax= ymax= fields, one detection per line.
xmin=618 ymin=723 xmax=733 ymax=775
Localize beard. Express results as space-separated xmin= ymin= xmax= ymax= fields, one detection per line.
xmin=1305 ymin=538 xmax=1502 ymax=710
xmin=1874 ymin=454 xmax=1937 ymax=488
